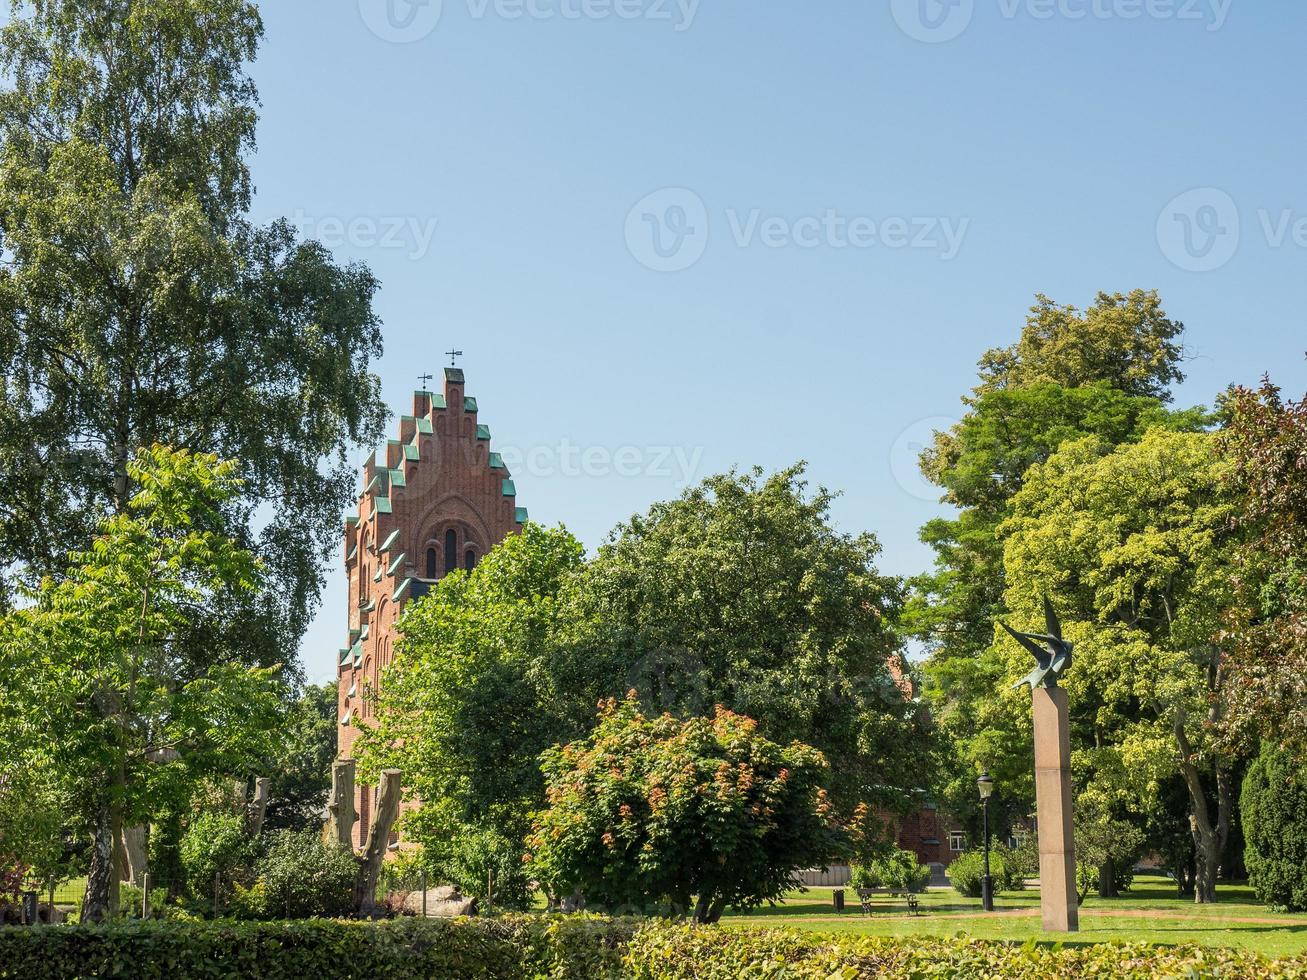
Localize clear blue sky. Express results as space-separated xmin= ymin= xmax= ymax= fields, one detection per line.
xmin=246 ymin=1 xmax=1307 ymax=683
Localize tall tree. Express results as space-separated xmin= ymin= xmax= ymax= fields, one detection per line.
xmin=261 ymin=683 xmax=337 ymax=833
xmin=0 ymin=0 xmax=386 ymax=655
xmin=0 ymin=446 xmax=285 ymax=921
xmin=1001 ymin=429 xmax=1238 ymax=903
xmin=1220 ymin=375 xmax=1307 ymax=756
xmin=576 ymin=464 xmax=930 ymax=816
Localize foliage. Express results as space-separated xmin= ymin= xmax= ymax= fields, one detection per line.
xmin=1001 ymin=429 xmax=1238 ymax=902
xmin=263 ymin=683 xmax=338 ymax=833
xmin=178 ymin=811 xmax=253 ymax=903
xmin=575 ymin=464 xmax=931 ymax=816
xmin=528 ymin=695 xmax=845 ymax=923
xmin=0 ymin=0 xmax=387 ymax=662
xmin=4 ymin=917 xmax=1299 ymax=980
xmin=0 ymin=755 xmax=70 ymax=892
xmin=1221 ymin=377 xmax=1307 ymax=756
xmin=443 ymin=827 xmax=535 ymax=911
xmin=946 ymin=847 xmax=1021 ymax=897
xmin=114 ymin=884 xmax=169 ymax=921
xmin=1074 ymin=808 xmax=1145 ymax=902
xmin=850 ymin=847 xmax=930 ymax=893
xmin=0 ymin=446 xmax=285 ymax=919
xmin=1242 ymin=743 xmax=1307 ymax=912
xmin=253 ymin=830 xmax=356 ymax=920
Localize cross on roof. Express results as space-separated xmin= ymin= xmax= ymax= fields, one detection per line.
xmin=418 ymin=373 xmax=433 ymax=390
xmin=446 ymin=349 xmax=463 ymax=366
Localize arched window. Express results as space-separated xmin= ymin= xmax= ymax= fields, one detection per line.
xmin=464 ymin=549 xmax=477 ymax=571
xmin=444 ymin=529 xmax=457 ymax=576
xmin=425 ymin=548 xmax=437 ymax=579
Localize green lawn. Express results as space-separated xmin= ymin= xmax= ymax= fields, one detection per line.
xmin=721 ymin=876 xmax=1307 ymax=958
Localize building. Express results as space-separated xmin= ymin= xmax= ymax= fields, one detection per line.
xmin=336 ymin=367 xmax=525 ymax=843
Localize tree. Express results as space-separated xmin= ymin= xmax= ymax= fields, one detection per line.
xmin=1241 ymin=743 xmax=1307 ymax=912
xmin=974 ymin=290 xmax=1185 ymax=401
xmin=1001 ymin=429 xmax=1238 ymax=903
xmin=1220 ymin=376 xmax=1307 ymax=756
xmin=0 ymin=446 xmax=285 ymax=921
xmin=527 ymin=695 xmax=845 ymax=923
xmin=358 ymin=523 xmax=594 ymax=879
xmin=576 ymin=464 xmax=930 ymax=815
xmin=0 ymin=0 xmax=386 ymax=658
xmin=262 ymin=683 xmax=337 ymax=833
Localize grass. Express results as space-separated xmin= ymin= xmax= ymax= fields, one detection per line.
xmin=720 ymin=876 xmax=1307 ymax=958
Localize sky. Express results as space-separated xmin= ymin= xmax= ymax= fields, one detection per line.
xmin=242 ymin=0 xmax=1307 ymax=683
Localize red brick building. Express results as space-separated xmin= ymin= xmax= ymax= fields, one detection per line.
xmin=336 ymin=367 xmax=525 ymax=843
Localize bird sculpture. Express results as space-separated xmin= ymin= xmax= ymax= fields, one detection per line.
xmin=1000 ymin=595 xmax=1073 ymax=691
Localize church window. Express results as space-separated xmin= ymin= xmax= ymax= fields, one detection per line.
xmin=465 ymin=548 xmax=477 ymax=571
xmin=444 ymin=530 xmax=457 ymax=576
xmin=425 ymin=548 xmax=437 ymax=579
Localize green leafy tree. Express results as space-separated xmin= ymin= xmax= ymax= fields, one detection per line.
xmin=576 ymin=464 xmax=930 ymax=815
xmin=178 ymin=810 xmax=253 ymax=909
xmin=0 ymin=446 xmax=284 ymax=921
xmin=1001 ymin=429 xmax=1238 ymax=903
xmin=1241 ymin=743 xmax=1307 ymax=911
xmin=528 ymin=695 xmax=844 ymax=923
xmin=0 ymin=0 xmax=386 ymax=658
xmin=262 ymin=683 xmax=337 ymax=833
xmin=1220 ymin=376 xmax=1307 ymax=756
xmin=358 ymin=523 xmax=593 ymax=880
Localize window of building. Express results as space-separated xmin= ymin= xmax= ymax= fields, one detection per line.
xmin=465 ymin=548 xmax=477 ymax=571
xmin=949 ymin=831 xmax=966 ymax=852
xmin=444 ymin=530 xmax=457 ymax=576
xmin=425 ymin=548 xmax=437 ymax=579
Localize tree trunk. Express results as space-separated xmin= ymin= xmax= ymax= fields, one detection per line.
xmin=119 ymin=826 xmax=148 ymax=885
xmin=1172 ymin=682 xmax=1231 ymax=905
xmin=1097 ymin=858 xmax=1118 ymax=898
xmin=354 ymin=769 xmax=401 ymax=918
xmin=82 ymin=801 xmax=115 ymax=924
xmin=327 ymin=760 xmax=357 ymax=849
xmin=247 ymin=777 xmax=271 ymax=837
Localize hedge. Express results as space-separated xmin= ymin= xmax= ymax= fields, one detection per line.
xmin=2 ymin=916 xmax=1305 ymax=979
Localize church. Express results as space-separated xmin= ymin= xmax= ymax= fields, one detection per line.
xmin=335 ymin=366 xmax=526 ymax=843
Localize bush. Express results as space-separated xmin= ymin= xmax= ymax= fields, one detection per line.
xmin=849 ymin=847 xmax=930 ymax=893
xmin=179 ymin=811 xmax=253 ymax=902
xmin=946 ymin=846 xmax=1020 ymax=897
xmin=444 ymin=828 xmax=535 ymax=911
xmin=1 ymin=918 xmax=1298 ymax=980
xmin=115 ymin=884 xmax=169 ymax=920
xmin=254 ymin=830 xmax=357 ymax=920
xmin=1242 ymin=743 xmax=1307 ymax=912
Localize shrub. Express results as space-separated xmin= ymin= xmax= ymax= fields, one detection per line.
xmin=179 ymin=810 xmax=253 ymax=902
xmin=444 ymin=827 xmax=535 ymax=911
xmin=254 ymin=830 xmax=357 ymax=920
xmin=0 ymin=918 xmax=1300 ymax=980
xmin=1242 ymin=743 xmax=1307 ymax=912
xmin=849 ymin=847 xmax=930 ymax=893
xmin=946 ymin=846 xmax=1020 ymax=897
xmin=115 ymin=884 xmax=169 ymax=920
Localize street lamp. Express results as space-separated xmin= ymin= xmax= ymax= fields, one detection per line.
xmin=977 ymin=771 xmax=995 ymax=912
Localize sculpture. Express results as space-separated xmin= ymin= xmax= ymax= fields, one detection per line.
xmin=1001 ymin=595 xmax=1073 ymax=690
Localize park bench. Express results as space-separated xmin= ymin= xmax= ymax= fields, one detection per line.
xmin=856 ymin=887 xmax=922 ymax=916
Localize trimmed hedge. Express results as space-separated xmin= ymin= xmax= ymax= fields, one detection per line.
xmin=1 ymin=916 xmax=1304 ymax=979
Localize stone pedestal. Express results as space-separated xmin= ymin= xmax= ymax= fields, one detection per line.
xmin=1032 ymin=686 xmax=1078 ymax=933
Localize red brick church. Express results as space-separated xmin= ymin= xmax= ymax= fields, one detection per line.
xmin=336 ymin=366 xmax=525 ymax=842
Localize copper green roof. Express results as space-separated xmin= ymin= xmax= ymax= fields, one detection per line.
xmin=444 ymin=367 xmax=465 ymax=384
xmin=489 ymin=452 xmax=505 ymax=470
xmin=387 ymin=552 xmax=406 ymax=576
xmin=359 ymin=624 xmax=370 ymax=641
xmin=404 ymin=442 xmax=419 ymax=461
xmin=346 ymin=544 xmax=358 ymax=561
xmin=416 ymin=416 xmax=434 ymax=434
xmin=365 ymin=474 xmax=381 ymax=495
xmin=373 ymin=566 xmax=383 ymax=583
xmin=338 ymin=648 xmax=351 ymax=666
xmin=362 ymin=599 xmax=375 ymax=613
xmin=345 ymin=515 xmax=359 ymax=526
xmin=389 ymin=467 xmax=406 ymax=488
xmin=515 ymin=507 xmax=529 ymax=524
xmin=502 ymin=479 xmax=516 ymax=497
xmin=393 ymin=578 xmax=414 ymax=602
xmin=380 ymin=529 xmax=401 ymax=552
xmin=374 ymin=497 xmax=392 ymax=515
xmin=464 ymin=396 xmax=478 ymax=413
xmin=476 ymin=424 xmax=491 ymax=441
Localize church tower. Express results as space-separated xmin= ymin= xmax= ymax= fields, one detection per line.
xmin=336 ymin=366 xmax=526 ymax=843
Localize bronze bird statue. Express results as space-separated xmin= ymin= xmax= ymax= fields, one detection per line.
xmin=1001 ymin=595 xmax=1073 ymax=691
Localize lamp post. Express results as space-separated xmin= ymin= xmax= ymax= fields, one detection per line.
xmin=978 ymin=771 xmax=995 ymax=912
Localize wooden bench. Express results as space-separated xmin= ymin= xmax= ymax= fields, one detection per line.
xmin=856 ymin=888 xmax=922 ymax=916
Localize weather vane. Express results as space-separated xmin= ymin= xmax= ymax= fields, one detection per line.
xmin=446 ymin=349 xmax=463 ymax=366
xmin=418 ymin=373 xmax=433 ymax=390
xmin=1000 ymin=596 xmax=1073 ymax=690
